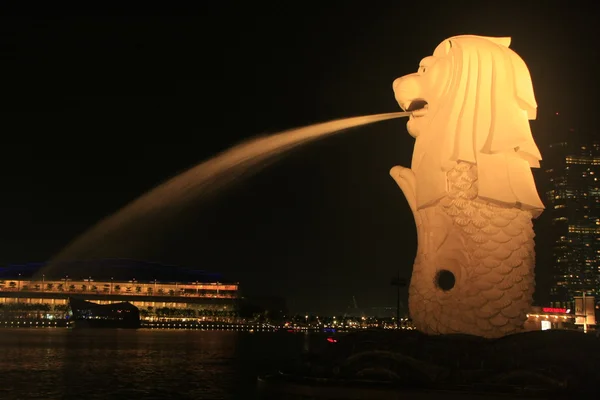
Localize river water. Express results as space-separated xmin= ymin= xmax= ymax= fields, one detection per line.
xmin=0 ymin=329 xmax=314 ymax=400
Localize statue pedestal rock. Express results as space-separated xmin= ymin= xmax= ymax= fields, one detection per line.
xmin=390 ymin=35 xmax=544 ymax=338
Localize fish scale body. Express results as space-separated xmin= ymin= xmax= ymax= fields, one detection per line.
xmin=408 ymin=161 xmax=535 ymax=338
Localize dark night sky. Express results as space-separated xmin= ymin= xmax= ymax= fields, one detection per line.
xmin=0 ymin=3 xmax=597 ymax=314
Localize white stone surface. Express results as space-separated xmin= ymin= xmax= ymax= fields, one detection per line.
xmin=391 ymin=35 xmax=544 ymax=338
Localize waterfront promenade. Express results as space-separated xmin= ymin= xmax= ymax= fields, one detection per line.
xmin=0 ymin=317 xmax=415 ymax=331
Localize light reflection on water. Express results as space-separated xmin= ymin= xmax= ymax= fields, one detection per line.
xmin=0 ymin=329 xmax=308 ymax=400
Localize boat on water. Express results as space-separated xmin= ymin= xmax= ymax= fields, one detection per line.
xmin=68 ymin=297 xmax=141 ymax=329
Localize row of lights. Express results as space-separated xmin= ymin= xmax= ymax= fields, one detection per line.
xmin=0 ymin=320 xmax=417 ymax=332
xmin=527 ymin=314 xmax=570 ymax=320
xmin=147 ymin=323 xmax=278 ymax=330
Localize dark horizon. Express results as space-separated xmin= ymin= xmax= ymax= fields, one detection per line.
xmin=1 ymin=4 xmax=598 ymax=314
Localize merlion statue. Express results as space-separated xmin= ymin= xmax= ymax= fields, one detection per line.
xmin=390 ymin=35 xmax=544 ymax=338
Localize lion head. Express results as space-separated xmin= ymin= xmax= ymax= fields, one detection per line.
xmin=392 ymin=35 xmax=544 ymax=216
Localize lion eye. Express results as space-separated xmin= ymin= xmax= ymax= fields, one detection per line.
xmin=420 ymin=66 xmax=427 ymax=73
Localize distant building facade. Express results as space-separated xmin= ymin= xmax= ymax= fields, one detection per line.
xmin=524 ymin=306 xmax=573 ymax=331
xmin=542 ymin=141 xmax=600 ymax=308
xmin=0 ymin=259 xmax=239 ymax=321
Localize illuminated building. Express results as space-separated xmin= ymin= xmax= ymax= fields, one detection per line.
xmin=543 ymin=141 xmax=600 ymax=308
xmin=524 ymin=306 xmax=573 ymax=331
xmin=0 ymin=259 xmax=239 ymax=322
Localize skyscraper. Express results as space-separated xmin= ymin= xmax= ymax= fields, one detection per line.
xmin=543 ymin=141 xmax=600 ymax=308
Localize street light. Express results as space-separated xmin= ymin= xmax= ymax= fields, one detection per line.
xmin=391 ymin=272 xmax=407 ymax=328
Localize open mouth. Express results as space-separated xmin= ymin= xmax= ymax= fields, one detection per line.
xmin=405 ymin=99 xmax=429 ymax=117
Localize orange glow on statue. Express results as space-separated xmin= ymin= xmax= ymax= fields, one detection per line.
xmin=390 ymin=35 xmax=544 ymax=338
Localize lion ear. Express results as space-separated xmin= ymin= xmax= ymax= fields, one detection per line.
xmin=508 ymin=49 xmax=538 ymax=119
xmin=486 ymin=36 xmax=511 ymax=47
xmin=482 ymin=36 xmax=536 ymax=119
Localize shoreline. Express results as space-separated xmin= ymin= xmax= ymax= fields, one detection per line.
xmin=0 ymin=318 xmax=356 ymax=332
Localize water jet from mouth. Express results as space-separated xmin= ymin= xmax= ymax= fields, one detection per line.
xmin=41 ymin=111 xmax=409 ymax=277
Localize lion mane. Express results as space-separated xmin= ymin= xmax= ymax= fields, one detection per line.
xmin=407 ymin=35 xmax=544 ymax=216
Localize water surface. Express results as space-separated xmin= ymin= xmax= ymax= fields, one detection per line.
xmin=0 ymin=329 xmax=311 ymax=400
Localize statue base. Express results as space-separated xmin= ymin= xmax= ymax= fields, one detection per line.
xmin=257 ymin=329 xmax=600 ymax=399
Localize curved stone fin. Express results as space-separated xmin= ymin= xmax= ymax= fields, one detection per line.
xmin=390 ymin=165 xmax=417 ymax=214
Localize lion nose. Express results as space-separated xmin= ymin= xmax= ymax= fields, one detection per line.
xmin=393 ymin=74 xmax=420 ymax=110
